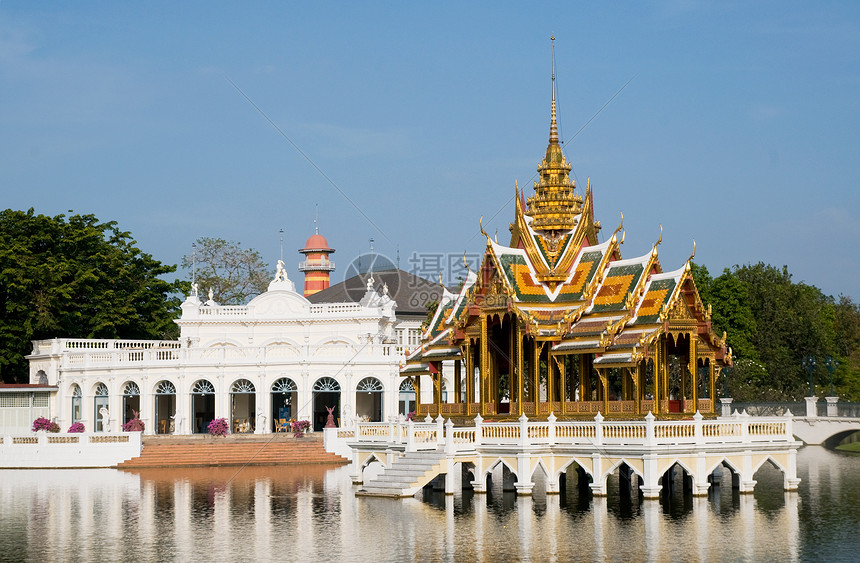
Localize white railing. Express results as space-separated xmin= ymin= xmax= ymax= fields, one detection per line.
xmin=309 ymin=303 xmax=364 ymax=315
xmin=54 ymin=343 xmax=402 ymax=371
xmin=349 ymin=410 xmax=796 ymax=454
xmin=32 ymin=339 xmax=181 ymax=355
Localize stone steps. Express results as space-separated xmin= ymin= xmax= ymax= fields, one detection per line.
xmin=117 ymin=435 xmax=348 ymax=468
xmin=357 ymin=449 xmax=446 ymax=497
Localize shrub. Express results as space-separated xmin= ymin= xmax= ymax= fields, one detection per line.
xmin=292 ymin=420 xmax=311 ymax=437
xmin=121 ymin=410 xmax=145 ymax=432
xmin=32 ymin=417 xmax=60 ymax=433
xmin=406 ymin=411 xmax=415 ymax=421
xmin=208 ymin=417 xmax=229 ymax=437
xmin=68 ymin=422 xmax=85 ymax=433
xmin=122 ymin=418 xmax=145 ymax=432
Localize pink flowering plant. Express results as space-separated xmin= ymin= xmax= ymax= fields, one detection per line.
xmin=208 ymin=417 xmax=229 ymax=437
xmin=292 ymin=420 xmax=311 ymax=437
xmin=32 ymin=417 xmax=60 ymax=433
xmin=67 ymin=422 xmax=85 ymax=433
xmin=121 ymin=410 xmax=145 ymax=432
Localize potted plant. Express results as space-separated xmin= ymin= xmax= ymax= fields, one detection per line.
xmin=292 ymin=420 xmax=311 ymax=437
xmin=32 ymin=416 xmax=60 ymax=433
xmin=67 ymin=422 xmax=85 ymax=433
xmin=208 ymin=417 xmax=229 ymax=437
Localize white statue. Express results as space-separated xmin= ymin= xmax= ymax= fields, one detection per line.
xmin=256 ymin=407 xmax=266 ymax=431
xmin=366 ymin=274 xmax=374 ymax=292
xmin=208 ymin=287 xmax=214 ymax=301
xmin=275 ymin=259 xmax=288 ymax=282
xmin=99 ymin=406 xmax=110 ymax=432
xmin=191 ymin=282 xmax=199 ymax=297
xmin=170 ymin=413 xmax=181 ymax=434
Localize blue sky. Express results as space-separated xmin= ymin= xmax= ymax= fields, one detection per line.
xmin=2 ymin=2 xmax=858 ymax=300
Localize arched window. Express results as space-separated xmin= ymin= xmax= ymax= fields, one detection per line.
xmin=155 ymin=381 xmax=176 ymax=394
xmin=191 ymin=379 xmax=215 ymax=394
xmin=71 ymin=384 xmax=82 ymax=423
xmin=313 ymin=377 xmax=341 ymax=392
xmin=94 ymin=383 xmax=109 ymax=432
xmin=231 ymin=379 xmax=255 ymax=393
xmin=399 ymin=379 xmax=414 ymax=391
xmin=123 ymin=382 xmax=140 ymax=396
xmin=271 ymin=378 xmax=297 ymax=393
xmin=356 ymin=377 xmax=383 ymax=392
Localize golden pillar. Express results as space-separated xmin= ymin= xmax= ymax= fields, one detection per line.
xmin=414 ymin=376 xmax=422 ymax=416
xmin=559 ymin=354 xmax=567 ymax=415
xmin=465 ymin=340 xmax=474 ymax=406
xmin=689 ymin=335 xmax=697 ymax=412
xmin=533 ymin=340 xmax=541 ymax=405
xmin=480 ymin=315 xmax=489 ymax=416
xmin=454 ymin=359 xmax=462 ymax=406
xmin=598 ymin=369 xmax=608 ymax=414
xmin=516 ymin=324 xmax=524 ymax=415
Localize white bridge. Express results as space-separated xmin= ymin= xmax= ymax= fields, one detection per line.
xmin=325 ymin=411 xmax=802 ymax=499
xmin=727 ymin=397 xmax=860 ymax=446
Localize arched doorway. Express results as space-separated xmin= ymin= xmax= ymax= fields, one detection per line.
xmin=191 ymin=379 xmax=215 ymax=434
xmin=154 ymin=380 xmax=176 ymax=434
xmin=122 ymin=382 xmax=141 ymax=425
xmin=230 ymin=379 xmax=256 ymax=433
xmin=399 ymin=379 xmax=415 ymax=417
xmin=355 ymin=377 xmax=383 ymax=422
xmin=70 ymin=384 xmax=82 ymax=425
xmin=312 ymin=377 xmax=340 ymax=431
xmin=271 ymin=378 xmax=297 ymax=431
xmin=93 ymin=383 xmax=108 ymax=432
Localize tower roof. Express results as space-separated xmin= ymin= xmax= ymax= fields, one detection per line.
xmin=300 ymin=233 xmax=334 ymax=254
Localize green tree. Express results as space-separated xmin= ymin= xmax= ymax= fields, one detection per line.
xmin=0 ymin=209 xmax=183 ymax=383
xmin=181 ymin=237 xmax=270 ymax=305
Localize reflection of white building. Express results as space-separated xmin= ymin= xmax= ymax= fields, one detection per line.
xmin=24 ymin=267 xmax=431 ymax=435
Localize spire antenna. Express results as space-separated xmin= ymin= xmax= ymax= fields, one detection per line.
xmin=279 ymin=228 xmax=284 ymax=262
xmin=314 ymin=203 xmax=319 ymax=235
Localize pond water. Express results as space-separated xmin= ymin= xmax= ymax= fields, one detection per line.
xmin=1 ymin=446 xmax=858 ymax=562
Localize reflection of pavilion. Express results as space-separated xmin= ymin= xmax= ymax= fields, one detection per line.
xmin=26 ymin=259 xmax=430 ymax=434
xmin=403 ymin=51 xmax=730 ymax=420
xmin=1 ymin=463 xmax=805 ymax=560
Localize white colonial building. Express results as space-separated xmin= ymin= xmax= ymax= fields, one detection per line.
xmin=23 ymin=270 xmax=435 ymax=435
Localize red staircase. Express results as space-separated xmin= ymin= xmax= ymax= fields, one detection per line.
xmin=117 ymin=433 xmax=348 ymax=469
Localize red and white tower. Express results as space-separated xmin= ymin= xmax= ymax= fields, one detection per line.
xmin=298 ymin=227 xmax=335 ymax=297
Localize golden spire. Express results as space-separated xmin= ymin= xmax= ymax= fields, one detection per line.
xmin=550 ymin=36 xmax=558 ymax=145
xmin=524 ymin=36 xmax=583 ymax=233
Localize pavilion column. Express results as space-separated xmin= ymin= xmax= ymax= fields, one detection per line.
xmin=708 ymin=361 xmax=716 ymax=411
xmin=480 ymin=315 xmax=489 ymax=417
xmin=454 ymin=360 xmax=462 ymax=407
xmin=579 ymin=355 xmax=588 ymax=402
xmin=548 ymin=350 xmax=556 ymax=408
xmin=652 ymin=343 xmax=660 ymax=414
xmin=508 ymin=317 xmax=516 ymax=414
xmin=559 ymin=354 xmax=567 ymax=415
xmin=516 ymin=327 xmax=524 ymax=416
xmin=533 ymin=341 xmax=540 ymax=406
xmin=436 ymin=362 xmax=443 ymax=414
xmin=598 ymin=369 xmax=608 ymax=414
xmin=414 ymin=376 xmax=422 ymax=416
xmin=632 ymin=367 xmax=641 ymax=415
xmin=465 ymin=340 xmax=473 ymax=407
xmin=689 ymin=335 xmax=697 ymax=413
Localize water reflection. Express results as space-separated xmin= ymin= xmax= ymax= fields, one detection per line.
xmin=2 ymin=448 xmax=860 ymax=561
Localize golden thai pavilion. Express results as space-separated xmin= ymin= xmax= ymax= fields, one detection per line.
xmin=403 ymin=62 xmax=731 ymax=419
